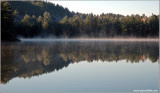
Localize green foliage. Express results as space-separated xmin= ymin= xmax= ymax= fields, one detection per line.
xmin=8 ymin=1 xmax=73 ymax=21
xmin=37 ymin=16 xmax=43 ymax=23
xmin=13 ymin=9 xmax=19 ymax=16
xmin=21 ymin=14 xmax=33 ymax=27
xmin=147 ymin=14 xmax=159 ymax=36
xmin=42 ymin=12 xmax=52 ymax=29
xmin=59 ymin=16 xmax=68 ymax=24
xmin=3 ymin=1 xmax=159 ymax=38
xmin=42 ymin=20 xmax=49 ymax=29
xmin=58 ymin=13 xmax=159 ymax=38
xmin=43 ymin=12 xmax=52 ymax=22
xmin=1 ymin=1 xmax=18 ymax=41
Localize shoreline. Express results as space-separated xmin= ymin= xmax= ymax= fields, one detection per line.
xmin=1 ymin=38 xmax=21 ymax=42
xmin=19 ymin=38 xmax=159 ymax=42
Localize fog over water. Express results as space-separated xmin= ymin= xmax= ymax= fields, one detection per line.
xmin=20 ymin=38 xmax=159 ymax=42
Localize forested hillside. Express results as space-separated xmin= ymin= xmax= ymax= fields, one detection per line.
xmin=1 ymin=1 xmax=159 ymax=41
xmin=9 ymin=1 xmax=73 ymax=22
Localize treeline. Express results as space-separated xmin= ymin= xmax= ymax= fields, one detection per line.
xmin=1 ymin=1 xmax=159 ymax=41
xmin=15 ymin=12 xmax=57 ymax=37
xmin=2 ymin=1 xmax=74 ymax=40
xmin=59 ymin=14 xmax=159 ymax=37
xmin=16 ymin=12 xmax=159 ymax=38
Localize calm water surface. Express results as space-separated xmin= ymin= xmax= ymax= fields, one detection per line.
xmin=1 ymin=40 xmax=159 ymax=92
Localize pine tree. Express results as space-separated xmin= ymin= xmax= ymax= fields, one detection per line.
xmin=1 ymin=1 xmax=15 ymax=41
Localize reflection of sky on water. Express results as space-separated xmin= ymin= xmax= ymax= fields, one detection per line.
xmin=1 ymin=59 xmax=159 ymax=92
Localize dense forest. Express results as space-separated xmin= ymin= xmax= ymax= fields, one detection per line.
xmin=1 ymin=1 xmax=159 ymax=41
xmin=1 ymin=41 xmax=159 ymax=84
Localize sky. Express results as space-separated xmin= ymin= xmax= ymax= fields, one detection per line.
xmin=50 ymin=1 xmax=159 ymax=16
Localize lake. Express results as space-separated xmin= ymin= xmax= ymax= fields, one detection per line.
xmin=1 ymin=40 xmax=159 ymax=93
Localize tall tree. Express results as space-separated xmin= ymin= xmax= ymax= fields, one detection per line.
xmin=1 ymin=1 xmax=16 ymax=41
xmin=21 ymin=14 xmax=33 ymax=27
xmin=42 ymin=12 xmax=52 ymax=29
xmin=148 ymin=14 xmax=159 ymax=37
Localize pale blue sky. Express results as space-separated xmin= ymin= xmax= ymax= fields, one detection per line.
xmin=50 ymin=1 xmax=159 ymax=16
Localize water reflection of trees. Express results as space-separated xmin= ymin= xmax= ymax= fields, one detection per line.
xmin=1 ymin=41 xmax=159 ymax=84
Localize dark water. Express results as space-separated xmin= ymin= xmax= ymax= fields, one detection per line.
xmin=1 ymin=40 xmax=159 ymax=92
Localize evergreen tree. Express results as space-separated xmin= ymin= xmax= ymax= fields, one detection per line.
xmin=1 ymin=1 xmax=16 ymax=41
